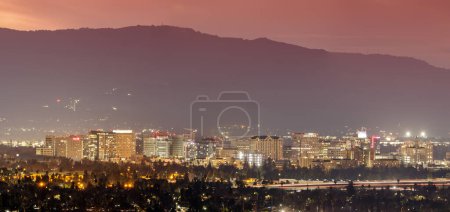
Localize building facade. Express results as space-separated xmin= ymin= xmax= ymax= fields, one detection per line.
xmin=250 ymin=136 xmax=283 ymax=161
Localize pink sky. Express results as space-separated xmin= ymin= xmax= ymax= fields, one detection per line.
xmin=1 ymin=0 xmax=449 ymax=68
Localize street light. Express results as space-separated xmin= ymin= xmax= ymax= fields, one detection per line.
xmin=420 ymin=131 xmax=426 ymax=138
xmin=405 ymin=131 xmax=411 ymax=138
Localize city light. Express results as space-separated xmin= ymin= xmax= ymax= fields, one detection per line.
xmin=421 ymin=131 xmax=427 ymax=138
xmin=124 ymin=182 xmax=134 ymax=189
xmin=1 ymin=1 xmax=449 ymax=210
xmin=37 ymin=182 xmax=46 ymax=188
xmin=405 ymin=131 xmax=411 ymax=138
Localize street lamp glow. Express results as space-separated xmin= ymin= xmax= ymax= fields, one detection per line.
xmin=405 ymin=131 xmax=411 ymax=137
xmin=420 ymin=131 xmax=426 ymax=138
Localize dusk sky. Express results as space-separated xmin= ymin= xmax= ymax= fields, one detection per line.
xmin=1 ymin=0 xmax=449 ymax=68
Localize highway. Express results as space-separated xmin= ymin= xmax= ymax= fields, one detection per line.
xmin=256 ymin=178 xmax=450 ymax=190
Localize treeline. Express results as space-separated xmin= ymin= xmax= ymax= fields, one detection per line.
xmin=0 ymin=178 xmax=449 ymax=211
xmin=1 ymin=157 xmax=449 ymax=183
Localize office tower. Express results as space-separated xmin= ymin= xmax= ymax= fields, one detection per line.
xmin=170 ymin=135 xmax=186 ymax=158
xmin=237 ymin=151 xmax=264 ymax=167
xmin=185 ymin=141 xmax=197 ymax=160
xmin=143 ymin=132 xmax=172 ymax=158
xmin=44 ymin=135 xmax=69 ymax=157
xmin=196 ymin=138 xmax=218 ymax=159
xmin=231 ymin=138 xmax=251 ymax=152
xmin=45 ymin=135 xmax=56 ymax=147
xmin=326 ymin=141 xmax=348 ymax=159
xmin=88 ymin=130 xmax=115 ymax=161
xmin=41 ymin=135 xmax=83 ymax=160
xmin=54 ymin=137 xmax=68 ymax=157
xmin=400 ymin=140 xmax=433 ymax=166
xmin=217 ymin=147 xmax=238 ymax=159
xmin=292 ymin=133 xmax=320 ymax=167
xmin=135 ymin=132 xmax=144 ymax=155
xmin=35 ymin=147 xmax=54 ymax=156
xmin=86 ymin=130 xmax=135 ymax=161
xmin=250 ymin=136 xmax=283 ymax=161
xmin=112 ymin=130 xmax=135 ymax=160
xmin=66 ymin=135 xmax=84 ymax=161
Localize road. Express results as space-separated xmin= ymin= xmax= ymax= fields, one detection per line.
xmin=256 ymin=178 xmax=450 ymax=190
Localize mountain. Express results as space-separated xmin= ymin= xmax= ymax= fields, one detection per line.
xmin=0 ymin=25 xmax=449 ymax=139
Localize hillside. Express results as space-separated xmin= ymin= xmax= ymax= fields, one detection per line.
xmin=0 ymin=26 xmax=449 ymax=138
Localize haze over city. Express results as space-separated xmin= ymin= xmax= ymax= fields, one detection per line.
xmin=1 ymin=1 xmax=450 ymax=139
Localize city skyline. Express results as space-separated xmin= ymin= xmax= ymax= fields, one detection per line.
xmin=1 ymin=2 xmax=450 ymax=210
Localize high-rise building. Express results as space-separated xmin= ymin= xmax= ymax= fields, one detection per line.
xmin=135 ymin=132 xmax=144 ymax=155
xmin=292 ymin=133 xmax=320 ymax=167
xmin=44 ymin=135 xmax=56 ymax=147
xmin=326 ymin=141 xmax=348 ymax=159
xmin=66 ymin=135 xmax=84 ymax=161
xmin=170 ymin=135 xmax=186 ymax=158
xmin=400 ymin=140 xmax=433 ymax=166
xmin=54 ymin=137 xmax=68 ymax=157
xmin=237 ymin=151 xmax=264 ymax=167
xmin=185 ymin=141 xmax=198 ymax=160
xmin=87 ymin=131 xmax=115 ymax=161
xmin=112 ymin=130 xmax=135 ymax=160
xmin=250 ymin=136 xmax=283 ymax=161
xmin=41 ymin=135 xmax=83 ymax=160
xmin=196 ymin=138 xmax=218 ymax=159
xmin=143 ymin=132 xmax=172 ymax=158
xmin=40 ymin=131 xmax=135 ymax=162
xmin=44 ymin=135 xmax=68 ymax=157
xmin=36 ymin=147 xmax=54 ymax=156
xmin=231 ymin=138 xmax=251 ymax=152
xmin=216 ymin=147 xmax=238 ymax=159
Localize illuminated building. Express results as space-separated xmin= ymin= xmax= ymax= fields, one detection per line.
xmin=400 ymin=140 xmax=433 ymax=166
xmin=326 ymin=141 xmax=348 ymax=159
xmin=143 ymin=132 xmax=172 ymax=158
xmin=250 ymin=136 xmax=283 ymax=161
xmin=170 ymin=135 xmax=186 ymax=158
xmin=39 ymin=135 xmax=83 ymax=160
xmin=372 ymin=159 xmax=401 ymax=168
xmin=44 ymin=135 xmax=68 ymax=157
xmin=66 ymin=135 xmax=84 ymax=161
xmin=35 ymin=147 xmax=54 ymax=156
xmin=88 ymin=131 xmax=115 ymax=161
xmin=348 ymin=146 xmax=366 ymax=166
xmin=311 ymin=159 xmax=358 ymax=170
xmin=237 ymin=151 xmax=264 ymax=167
xmin=292 ymin=133 xmax=320 ymax=167
xmin=230 ymin=138 xmax=251 ymax=152
xmin=369 ymin=136 xmax=381 ymax=161
xmin=184 ymin=141 xmax=197 ymax=160
xmin=135 ymin=133 xmax=144 ymax=155
xmin=44 ymin=135 xmax=56 ymax=147
xmin=196 ymin=138 xmax=218 ymax=159
xmin=216 ymin=147 xmax=238 ymax=159
xmin=112 ymin=130 xmax=135 ymax=160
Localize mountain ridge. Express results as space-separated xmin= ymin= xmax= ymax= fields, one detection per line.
xmin=0 ymin=25 xmax=445 ymax=71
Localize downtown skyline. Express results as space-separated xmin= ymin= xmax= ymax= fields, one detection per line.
xmin=1 ymin=2 xmax=450 ymax=211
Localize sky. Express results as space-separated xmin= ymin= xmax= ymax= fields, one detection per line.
xmin=0 ymin=0 xmax=450 ymax=68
